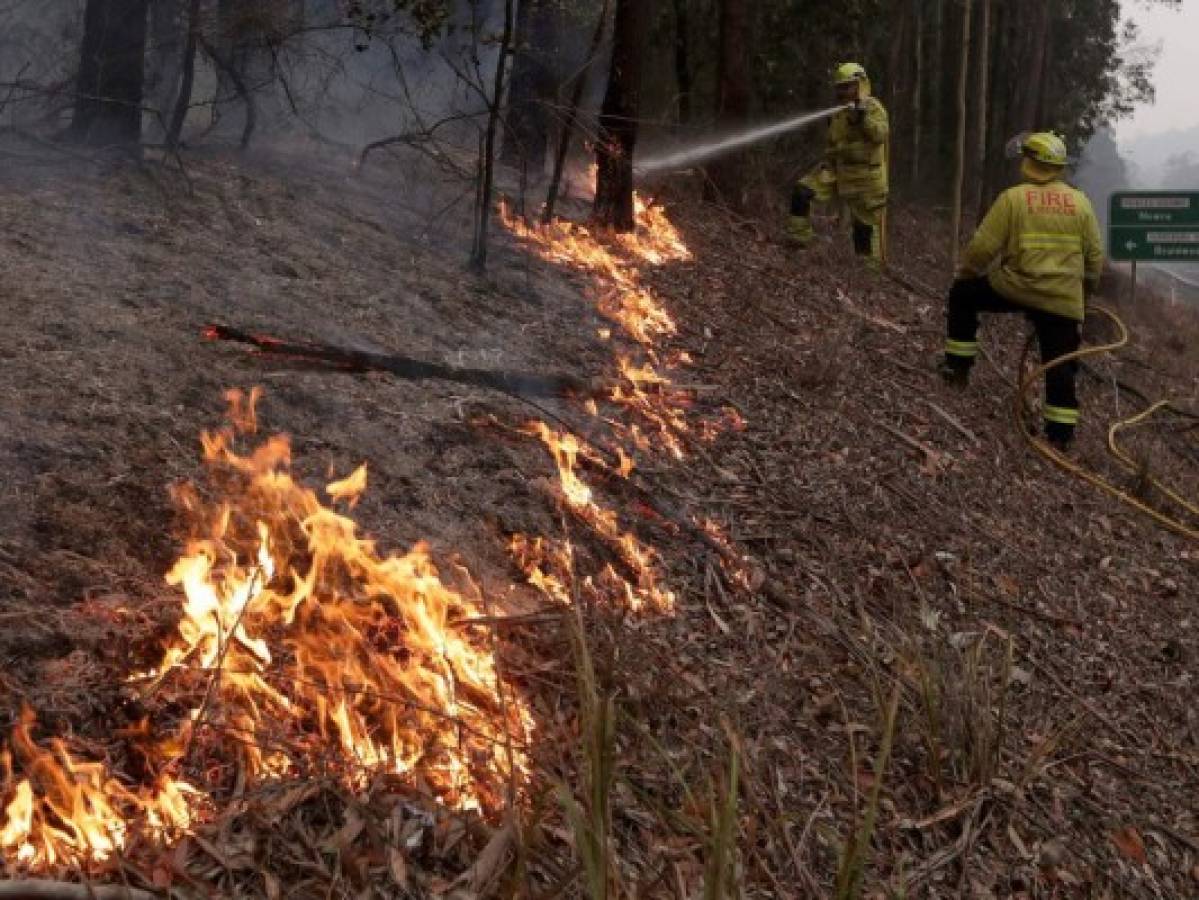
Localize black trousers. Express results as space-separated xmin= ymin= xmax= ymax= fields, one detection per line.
xmin=946 ymin=277 xmax=1081 ymax=442
xmin=790 ymin=184 xmax=876 ymax=256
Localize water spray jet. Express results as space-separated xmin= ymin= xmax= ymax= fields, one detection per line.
xmin=634 ymin=105 xmax=847 ymax=176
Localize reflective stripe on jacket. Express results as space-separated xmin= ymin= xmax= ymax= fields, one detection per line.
xmin=825 ymin=97 xmax=889 ymax=198
xmin=959 ymin=180 xmax=1103 ymax=321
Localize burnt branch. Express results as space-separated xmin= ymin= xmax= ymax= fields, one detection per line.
xmin=203 ymin=323 xmax=599 ymax=400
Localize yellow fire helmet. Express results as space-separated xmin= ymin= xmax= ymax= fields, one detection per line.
xmin=1006 ymin=131 xmax=1070 ymax=167
xmin=832 ymin=62 xmax=868 ymax=86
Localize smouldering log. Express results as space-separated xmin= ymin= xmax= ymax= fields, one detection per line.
xmin=203 ymin=323 xmax=603 ymax=400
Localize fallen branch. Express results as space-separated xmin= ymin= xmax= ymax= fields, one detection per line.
xmin=0 ymin=882 xmax=157 ymax=900
xmin=204 ymin=323 xmax=601 ymax=400
xmin=926 ymin=399 xmax=980 ymax=445
xmin=835 ymin=289 xmax=906 ymax=333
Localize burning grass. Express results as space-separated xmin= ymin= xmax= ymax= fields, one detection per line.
xmin=0 ymin=183 xmax=711 ymax=889
xmin=3 ymin=152 xmax=1196 ymax=896
xmin=516 ymin=422 xmax=675 ymax=613
xmin=498 ymin=193 xmax=720 ymax=615
xmin=1 ymin=388 xmax=529 ymax=876
xmin=499 ymin=196 xmax=684 ymax=350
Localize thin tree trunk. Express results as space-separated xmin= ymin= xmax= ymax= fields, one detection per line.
xmin=470 ymin=0 xmax=517 ymax=272
xmin=886 ymin=7 xmax=910 ymax=184
xmin=931 ymin=0 xmax=945 ymax=169
xmin=970 ymin=0 xmax=991 ymax=223
xmin=707 ymin=0 xmax=751 ymax=207
xmin=951 ymin=0 xmax=973 ymax=261
xmin=165 ymin=0 xmax=201 ymax=150
xmin=593 ymin=0 xmax=643 ymax=232
xmin=199 ymin=33 xmax=256 ymax=150
xmin=1033 ymin=1 xmax=1054 ymax=126
xmin=71 ymin=0 xmax=149 ymax=147
xmin=146 ymin=0 xmax=187 ymax=140
xmin=500 ymin=0 xmax=556 ymax=179
xmin=1017 ymin=0 xmax=1051 ymax=132
xmin=911 ymin=0 xmax=923 ymax=186
xmin=981 ymin=0 xmax=1011 ymax=207
xmin=671 ymin=0 xmax=692 ymax=124
xmin=543 ymin=0 xmax=611 ymax=224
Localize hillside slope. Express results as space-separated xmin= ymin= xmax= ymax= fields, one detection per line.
xmin=0 ymin=149 xmax=1196 ymax=897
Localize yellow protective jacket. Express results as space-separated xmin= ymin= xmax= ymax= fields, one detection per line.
xmin=960 ymin=179 xmax=1103 ymax=321
xmin=825 ymin=97 xmax=889 ymax=199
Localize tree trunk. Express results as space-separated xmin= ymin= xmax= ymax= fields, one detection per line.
xmin=671 ymin=0 xmax=692 ymax=124
xmin=593 ymin=0 xmax=643 ymax=232
xmin=1033 ymin=1 xmax=1055 ymax=126
xmin=951 ymin=0 xmax=973 ymax=262
xmin=1016 ymin=0 xmax=1051 ymax=132
xmin=165 ymin=0 xmax=201 ymax=150
xmin=470 ymin=0 xmax=517 ymax=271
xmin=886 ymin=6 xmax=910 ymax=185
xmin=930 ymin=0 xmax=945 ymax=170
xmin=71 ymin=0 xmax=149 ymax=147
xmin=543 ymin=0 xmax=611 ymax=223
xmin=145 ymin=0 xmax=187 ymax=140
xmin=981 ymin=0 xmax=1012 ymax=207
xmin=706 ymin=0 xmax=752 ymax=208
xmin=910 ymin=0 xmax=923 ymax=186
xmin=500 ymin=0 xmax=557 ymax=180
xmin=970 ymin=0 xmax=991 ymax=223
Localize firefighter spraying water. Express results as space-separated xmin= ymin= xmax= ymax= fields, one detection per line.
xmin=787 ymin=63 xmax=890 ymax=268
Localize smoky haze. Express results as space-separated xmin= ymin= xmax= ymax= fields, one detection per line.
xmin=1115 ymin=1 xmax=1199 ymax=189
xmin=0 ymin=0 xmax=513 ymax=154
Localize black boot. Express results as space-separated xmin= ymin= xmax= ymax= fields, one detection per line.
xmin=1045 ymin=422 xmax=1074 ymax=453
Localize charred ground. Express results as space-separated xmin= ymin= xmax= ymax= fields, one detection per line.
xmin=0 ymin=148 xmax=1197 ymax=896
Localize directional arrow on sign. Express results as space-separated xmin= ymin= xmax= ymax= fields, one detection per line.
xmin=1126 ymin=241 xmax=1138 ymax=251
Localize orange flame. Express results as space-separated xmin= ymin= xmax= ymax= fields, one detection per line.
xmin=1 ymin=390 xmax=529 ymax=872
xmin=0 ymin=708 xmax=197 ymax=868
xmin=519 ymin=422 xmax=674 ymax=613
xmin=147 ymin=390 xmax=530 ymax=798
xmin=499 ymin=199 xmax=678 ymax=348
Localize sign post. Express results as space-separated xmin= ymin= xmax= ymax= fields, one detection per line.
xmin=1109 ymin=191 xmax=1199 ymax=304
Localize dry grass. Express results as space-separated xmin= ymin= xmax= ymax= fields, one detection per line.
xmin=1 ymin=152 xmax=1197 ymax=897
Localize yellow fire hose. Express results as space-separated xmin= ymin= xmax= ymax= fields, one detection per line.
xmin=1015 ymin=303 xmax=1199 ymax=542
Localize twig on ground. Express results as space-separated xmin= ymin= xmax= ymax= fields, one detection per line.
xmin=0 ymin=882 xmax=157 ymax=900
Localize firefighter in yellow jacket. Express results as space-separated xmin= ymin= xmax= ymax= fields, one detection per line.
xmin=940 ymin=132 xmax=1103 ymax=450
xmin=787 ymin=63 xmax=889 ymax=265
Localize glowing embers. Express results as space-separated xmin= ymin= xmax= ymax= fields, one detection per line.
xmin=0 ymin=389 xmax=528 ymax=871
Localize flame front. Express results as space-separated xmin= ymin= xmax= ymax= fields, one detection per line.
xmin=500 ymin=197 xmax=684 ymax=349
xmin=1 ymin=390 xmax=529 ymax=873
xmin=500 ymin=194 xmax=705 ymax=614
xmin=1 ymin=193 xmax=721 ymax=880
xmin=519 ymin=422 xmax=674 ymax=613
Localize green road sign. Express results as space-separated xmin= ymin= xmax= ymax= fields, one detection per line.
xmin=1110 ymin=191 xmax=1199 ymax=261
